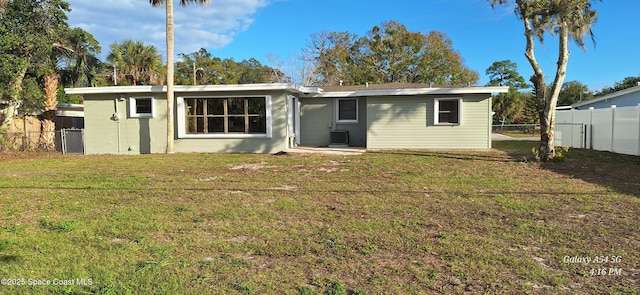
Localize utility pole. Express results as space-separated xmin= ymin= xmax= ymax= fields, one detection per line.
xmin=192 ymin=63 xmax=204 ymax=85
xmin=113 ymin=65 xmax=117 ymax=86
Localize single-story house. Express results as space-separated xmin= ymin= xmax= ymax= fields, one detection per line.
xmin=571 ymin=84 xmax=640 ymax=110
xmin=64 ymin=83 xmax=507 ymax=154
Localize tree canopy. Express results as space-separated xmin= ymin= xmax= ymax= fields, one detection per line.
xmin=304 ymin=20 xmax=479 ymax=86
xmin=486 ymin=60 xmax=532 ymax=124
xmin=175 ymin=48 xmax=286 ymax=85
xmin=0 ymin=0 xmax=76 ymax=128
xmin=596 ymin=76 xmax=640 ymax=96
xmin=558 ymin=80 xmax=593 ymax=106
xmin=107 ymin=40 xmax=163 ymax=86
xmin=486 ymin=60 xmax=528 ymax=89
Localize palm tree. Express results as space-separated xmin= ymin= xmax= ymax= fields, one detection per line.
xmin=489 ymin=0 xmax=598 ymax=161
xmin=107 ymin=40 xmax=163 ymax=86
xmin=62 ymin=28 xmax=103 ymax=88
xmin=149 ymin=0 xmax=211 ymax=153
xmin=39 ymin=71 xmax=59 ymax=151
xmin=39 ymin=43 xmax=75 ymax=151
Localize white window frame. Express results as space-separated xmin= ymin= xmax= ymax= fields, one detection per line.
xmin=336 ymin=97 xmax=359 ymax=124
xmin=176 ymin=95 xmax=272 ymax=139
xmin=434 ymin=97 xmax=462 ymax=125
xmin=129 ymin=97 xmax=155 ymax=118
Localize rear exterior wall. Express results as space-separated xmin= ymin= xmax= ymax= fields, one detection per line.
xmin=83 ymin=90 xmax=291 ymax=154
xmin=299 ymin=97 xmax=367 ymax=147
xmin=366 ymin=94 xmax=492 ymax=149
xmin=83 ymin=93 xmax=167 ymax=155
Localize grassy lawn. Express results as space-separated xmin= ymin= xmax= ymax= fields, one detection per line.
xmin=0 ymin=142 xmax=638 ymax=294
xmin=494 ymin=131 xmax=540 ymax=138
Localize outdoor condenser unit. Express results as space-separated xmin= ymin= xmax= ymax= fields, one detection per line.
xmin=330 ymin=129 xmax=349 ymax=147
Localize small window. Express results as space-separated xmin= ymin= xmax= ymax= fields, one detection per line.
xmin=336 ymin=98 xmax=358 ymax=123
xmin=129 ymin=97 xmax=154 ymax=118
xmin=434 ymin=98 xmax=461 ymax=125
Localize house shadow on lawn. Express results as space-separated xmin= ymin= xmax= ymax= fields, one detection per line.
xmin=494 ymin=140 xmax=640 ymax=198
xmin=368 ymin=149 xmax=516 ymax=162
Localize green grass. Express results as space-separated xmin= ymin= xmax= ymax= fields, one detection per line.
xmin=495 ymin=131 xmax=541 ymax=138
xmin=0 ymin=143 xmax=638 ymax=294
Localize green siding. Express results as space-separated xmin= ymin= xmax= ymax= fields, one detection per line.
xmin=83 ymin=90 xmax=291 ymax=154
xmin=83 ymin=94 xmax=166 ymax=155
xmin=335 ymin=97 xmax=367 ymax=146
xmin=299 ymin=97 xmax=367 ymax=147
xmin=83 ymin=97 xmax=118 ymax=154
xmin=367 ymin=95 xmax=491 ymax=149
xmin=299 ymin=97 xmax=333 ymax=146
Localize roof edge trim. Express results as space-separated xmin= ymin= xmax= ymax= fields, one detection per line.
xmin=65 ymin=83 xmax=321 ymax=95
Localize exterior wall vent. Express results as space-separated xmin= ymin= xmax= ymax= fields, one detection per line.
xmin=330 ymin=129 xmax=349 ymax=147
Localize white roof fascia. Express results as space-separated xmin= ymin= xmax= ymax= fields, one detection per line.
xmin=65 ymin=84 xmax=507 ymax=97
xmin=307 ymin=86 xmax=508 ymax=98
xmin=295 ymin=86 xmax=322 ymax=94
xmin=571 ymin=85 xmax=640 ymax=108
xmin=64 ymin=83 xmax=321 ymax=96
xmin=56 ymin=110 xmax=84 ymax=117
xmin=173 ymin=83 xmax=316 ymax=93
xmin=355 ymin=86 xmax=508 ymax=96
xmin=64 ymin=85 xmax=166 ymax=95
xmin=56 ymin=102 xmax=84 ymax=109
xmin=310 ymin=91 xmax=359 ymax=98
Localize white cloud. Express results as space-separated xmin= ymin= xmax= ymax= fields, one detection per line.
xmin=66 ymin=0 xmax=270 ymax=61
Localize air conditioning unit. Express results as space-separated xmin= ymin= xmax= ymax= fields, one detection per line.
xmin=329 ymin=129 xmax=349 ymax=147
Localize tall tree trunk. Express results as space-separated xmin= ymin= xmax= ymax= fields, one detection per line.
xmin=1 ymin=64 xmax=29 ymax=131
xmin=521 ymin=17 xmax=547 ymax=159
xmin=541 ymin=25 xmax=570 ymax=161
xmin=39 ymin=73 xmax=59 ymax=151
xmin=521 ymin=15 xmax=566 ymax=162
xmin=519 ymin=6 xmax=574 ymax=162
xmin=165 ymin=0 xmax=175 ymax=153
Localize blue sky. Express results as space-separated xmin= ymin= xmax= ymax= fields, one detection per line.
xmin=66 ymin=0 xmax=639 ymax=90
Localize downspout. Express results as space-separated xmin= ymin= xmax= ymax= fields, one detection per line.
xmin=295 ymin=97 xmax=301 ymax=146
xmin=637 ymin=103 xmax=640 ymax=156
xmin=488 ymin=95 xmax=493 ymax=149
xmin=113 ymin=96 xmax=122 ymax=154
xmin=331 ymin=98 xmax=336 ymax=132
xmin=286 ymin=94 xmax=295 ymax=148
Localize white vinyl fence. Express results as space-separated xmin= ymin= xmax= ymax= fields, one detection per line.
xmin=556 ymin=105 xmax=640 ymax=156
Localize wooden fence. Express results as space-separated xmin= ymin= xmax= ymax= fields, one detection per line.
xmin=0 ymin=116 xmax=46 ymax=151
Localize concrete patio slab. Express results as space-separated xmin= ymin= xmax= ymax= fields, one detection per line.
xmin=284 ymin=146 xmax=366 ymax=156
